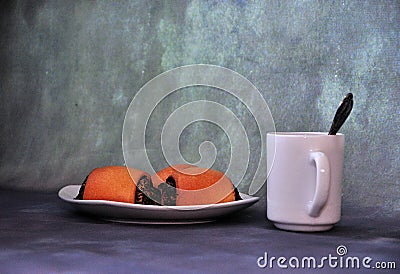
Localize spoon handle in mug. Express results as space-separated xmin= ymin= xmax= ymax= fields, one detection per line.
xmin=328 ymin=93 xmax=353 ymax=135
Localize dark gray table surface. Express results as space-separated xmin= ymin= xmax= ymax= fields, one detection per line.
xmin=0 ymin=189 xmax=399 ymax=273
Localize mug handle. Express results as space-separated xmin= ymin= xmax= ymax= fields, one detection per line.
xmin=308 ymin=152 xmax=330 ymax=217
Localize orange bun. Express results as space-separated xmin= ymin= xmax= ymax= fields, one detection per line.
xmin=82 ymin=166 xmax=149 ymax=203
xmin=152 ymin=165 xmax=236 ymax=205
xmin=151 ymin=164 xmax=195 ymax=188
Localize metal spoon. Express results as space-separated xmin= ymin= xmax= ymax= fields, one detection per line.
xmin=328 ymin=93 xmax=353 ymax=135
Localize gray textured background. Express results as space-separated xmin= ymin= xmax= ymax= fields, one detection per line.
xmin=0 ymin=1 xmax=399 ymax=214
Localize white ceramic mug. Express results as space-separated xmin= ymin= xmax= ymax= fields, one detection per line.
xmin=267 ymin=132 xmax=344 ymax=232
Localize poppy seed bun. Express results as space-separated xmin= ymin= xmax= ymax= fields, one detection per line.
xmin=152 ymin=165 xmax=237 ymax=205
xmin=81 ymin=166 xmax=149 ymax=203
xmin=151 ymin=164 xmax=195 ymax=188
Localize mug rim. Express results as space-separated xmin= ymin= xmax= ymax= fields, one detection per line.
xmin=267 ymin=132 xmax=344 ymax=137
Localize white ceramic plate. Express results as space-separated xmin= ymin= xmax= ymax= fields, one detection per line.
xmin=58 ymin=185 xmax=259 ymax=224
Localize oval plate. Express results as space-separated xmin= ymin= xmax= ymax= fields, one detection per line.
xmin=58 ymin=185 xmax=259 ymax=224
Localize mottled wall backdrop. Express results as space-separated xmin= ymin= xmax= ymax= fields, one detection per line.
xmin=0 ymin=1 xmax=399 ymax=213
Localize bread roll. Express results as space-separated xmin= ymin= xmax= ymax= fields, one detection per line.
xmin=76 ymin=166 xmax=158 ymax=204
xmin=151 ymin=163 xmax=195 ymax=188
xmin=152 ymin=165 xmax=238 ymax=206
